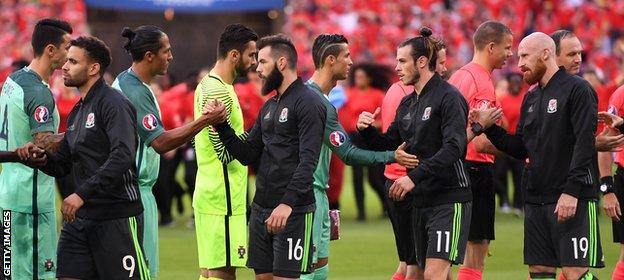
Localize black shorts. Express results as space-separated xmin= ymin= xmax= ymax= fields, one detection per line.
xmin=385 ymin=179 xmax=416 ymax=265
xmin=247 ymin=204 xmax=314 ymax=278
xmin=413 ymin=202 xmax=471 ymax=269
xmin=465 ymin=161 xmax=495 ymax=241
xmin=524 ymin=201 xmax=604 ymax=268
xmin=612 ymin=165 xmax=624 ymax=243
xmin=56 ymin=214 xmax=150 ymax=279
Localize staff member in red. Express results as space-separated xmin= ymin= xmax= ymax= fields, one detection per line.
xmin=447 ymin=21 xmax=513 ymax=280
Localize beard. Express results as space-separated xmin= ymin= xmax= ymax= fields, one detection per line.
xmin=522 ymin=60 xmax=547 ymax=85
xmin=63 ymin=71 xmax=88 ymax=88
xmin=261 ymin=64 xmax=284 ymax=96
xmin=404 ymin=71 xmax=420 ymax=86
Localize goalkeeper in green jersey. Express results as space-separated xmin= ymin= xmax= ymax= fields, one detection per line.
xmin=192 ymin=24 xmax=258 ymax=280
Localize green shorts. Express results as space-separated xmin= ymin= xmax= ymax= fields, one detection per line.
xmin=312 ymin=188 xmax=330 ymax=263
xmin=195 ymin=213 xmax=247 ymax=269
xmin=140 ymin=187 xmax=159 ymax=278
xmin=1 ymin=207 xmax=57 ymax=279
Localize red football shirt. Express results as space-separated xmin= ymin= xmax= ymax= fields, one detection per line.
xmin=608 ymin=85 xmax=624 ymax=167
xmin=338 ymin=87 xmax=385 ymax=134
xmin=55 ymin=93 xmax=80 ymax=133
xmin=382 ymin=82 xmax=413 ymax=180
xmin=498 ymin=92 xmax=524 ymax=134
xmin=448 ymin=62 xmax=498 ymax=163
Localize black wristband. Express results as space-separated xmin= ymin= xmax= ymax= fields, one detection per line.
xmin=600 ymin=176 xmax=615 ymax=194
xmin=471 ymin=122 xmax=484 ymax=136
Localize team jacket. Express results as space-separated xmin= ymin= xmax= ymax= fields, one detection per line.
xmin=359 ymin=74 xmax=472 ymax=207
xmin=484 ymin=68 xmax=599 ymax=204
xmin=215 ymin=78 xmax=326 ymax=212
xmin=40 ymin=78 xmax=143 ymax=219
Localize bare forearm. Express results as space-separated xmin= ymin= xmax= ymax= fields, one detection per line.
xmin=0 ymin=151 xmax=20 ymax=163
xmin=152 ymin=119 xmax=206 ymax=154
xmin=598 ymin=151 xmax=614 ymax=177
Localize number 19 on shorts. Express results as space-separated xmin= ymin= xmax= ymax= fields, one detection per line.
xmin=571 ymin=237 xmax=588 ymax=259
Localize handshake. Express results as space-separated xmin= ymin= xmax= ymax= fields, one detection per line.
xmin=199 ymin=99 xmax=228 ymax=127
xmin=14 ymin=142 xmax=47 ymax=167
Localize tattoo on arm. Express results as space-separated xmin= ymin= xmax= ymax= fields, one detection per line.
xmin=33 ymin=132 xmax=64 ymax=153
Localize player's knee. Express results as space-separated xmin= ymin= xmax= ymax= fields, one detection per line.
xmin=528 ymin=272 xmax=556 ymax=279
xmin=315 ymin=257 xmax=328 ymax=268
xmin=561 ymin=268 xmax=595 ymax=280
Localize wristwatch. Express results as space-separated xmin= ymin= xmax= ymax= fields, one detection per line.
xmin=471 ymin=122 xmax=485 ymax=136
xmin=600 ymin=176 xmax=615 ymax=195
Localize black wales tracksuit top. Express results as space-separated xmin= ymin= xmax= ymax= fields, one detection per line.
xmin=484 ymin=67 xmax=599 ymax=204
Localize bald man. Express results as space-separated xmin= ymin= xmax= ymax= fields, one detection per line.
xmin=471 ymin=33 xmax=603 ymax=280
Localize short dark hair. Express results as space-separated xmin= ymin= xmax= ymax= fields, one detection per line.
xmin=312 ymin=34 xmax=349 ymax=69
xmin=472 ymin=21 xmax=512 ymax=51
xmin=398 ymin=27 xmax=438 ymax=71
xmin=550 ymin=29 xmax=577 ymax=55
xmin=218 ymin=24 xmax=259 ymax=59
xmin=31 ymin=18 xmax=73 ymax=57
xmin=121 ymin=25 xmax=166 ymax=62
xmin=257 ymin=34 xmax=298 ymax=70
xmin=70 ymin=36 xmax=112 ymax=75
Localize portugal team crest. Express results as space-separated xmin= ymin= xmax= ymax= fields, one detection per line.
xmin=547 ymin=99 xmax=557 ymax=113
xmin=329 ymin=131 xmax=346 ymax=147
xmin=422 ymin=107 xmax=432 ymax=120
xmin=279 ymin=108 xmax=289 ymax=123
xmin=85 ymin=113 xmax=95 ymax=128
xmin=44 ymin=259 xmax=54 ymax=271
xmin=142 ymin=114 xmax=158 ymax=131
xmin=33 ymin=106 xmax=49 ymax=123
xmin=238 ymin=246 xmax=246 ymax=259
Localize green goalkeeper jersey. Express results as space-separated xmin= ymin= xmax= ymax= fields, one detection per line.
xmin=0 ymin=67 xmax=59 ymax=213
xmin=305 ymin=80 xmax=394 ymax=191
xmin=193 ymin=73 xmax=248 ymax=215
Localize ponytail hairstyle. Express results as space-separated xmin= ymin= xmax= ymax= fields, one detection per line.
xmin=398 ymin=27 xmax=439 ymax=71
xmin=121 ymin=25 xmax=166 ymax=61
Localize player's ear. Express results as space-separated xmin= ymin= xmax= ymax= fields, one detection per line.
xmin=229 ymin=49 xmax=240 ymax=63
xmin=144 ymin=51 xmax=154 ymax=62
xmin=487 ymin=42 xmax=495 ymax=54
xmin=278 ymin=57 xmax=287 ymax=71
xmin=88 ymin=62 xmax=101 ymax=77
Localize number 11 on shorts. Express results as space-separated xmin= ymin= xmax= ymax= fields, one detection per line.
xmin=436 ymin=231 xmax=450 ymax=253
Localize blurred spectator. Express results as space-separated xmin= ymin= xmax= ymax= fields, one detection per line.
xmin=234 ymin=71 xmax=265 ymax=131
xmin=493 ymin=72 xmax=525 ymax=214
xmin=284 ymin=0 xmax=624 ymax=87
xmin=338 ymin=63 xmax=391 ymax=220
xmin=0 ymin=0 xmax=88 ymax=85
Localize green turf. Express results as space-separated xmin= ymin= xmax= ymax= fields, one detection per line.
xmin=155 ymin=167 xmax=621 ymax=279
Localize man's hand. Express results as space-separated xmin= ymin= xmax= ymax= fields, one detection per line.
xmin=33 ymin=132 xmax=64 ymax=153
xmin=265 ymin=204 xmax=293 ymax=234
xmin=469 ymin=107 xmax=503 ymax=129
xmin=595 ymin=127 xmax=624 ymax=152
xmin=395 ymin=142 xmax=419 ymax=169
xmin=200 ymin=99 xmax=227 ymax=126
xmin=554 ymin=193 xmax=578 ymax=223
xmin=61 ymin=193 xmax=84 ymax=222
xmin=388 ymin=176 xmax=415 ymax=201
xmin=15 ymin=142 xmax=47 ymax=167
xmin=356 ymin=107 xmax=380 ymax=131
xmin=604 ymin=193 xmax=622 ymax=221
xmin=598 ymin=111 xmax=624 ymax=128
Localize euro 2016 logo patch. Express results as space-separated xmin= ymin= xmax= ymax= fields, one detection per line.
xmin=142 ymin=114 xmax=159 ymax=131
xmin=422 ymin=107 xmax=432 ymax=120
xmin=547 ymin=99 xmax=557 ymax=113
xmin=477 ymin=100 xmax=490 ymax=110
xmin=608 ymin=105 xmax=618 ymax=115
xmin=33 ymin=106 xmax=49 ymax=123
xmin=85 ymin=113 xmax=95 ymax=128
xmin=279 ymin=108 xmax=289 ymax=123
xmin=329 ymin=131 xmax=346 ymax=147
